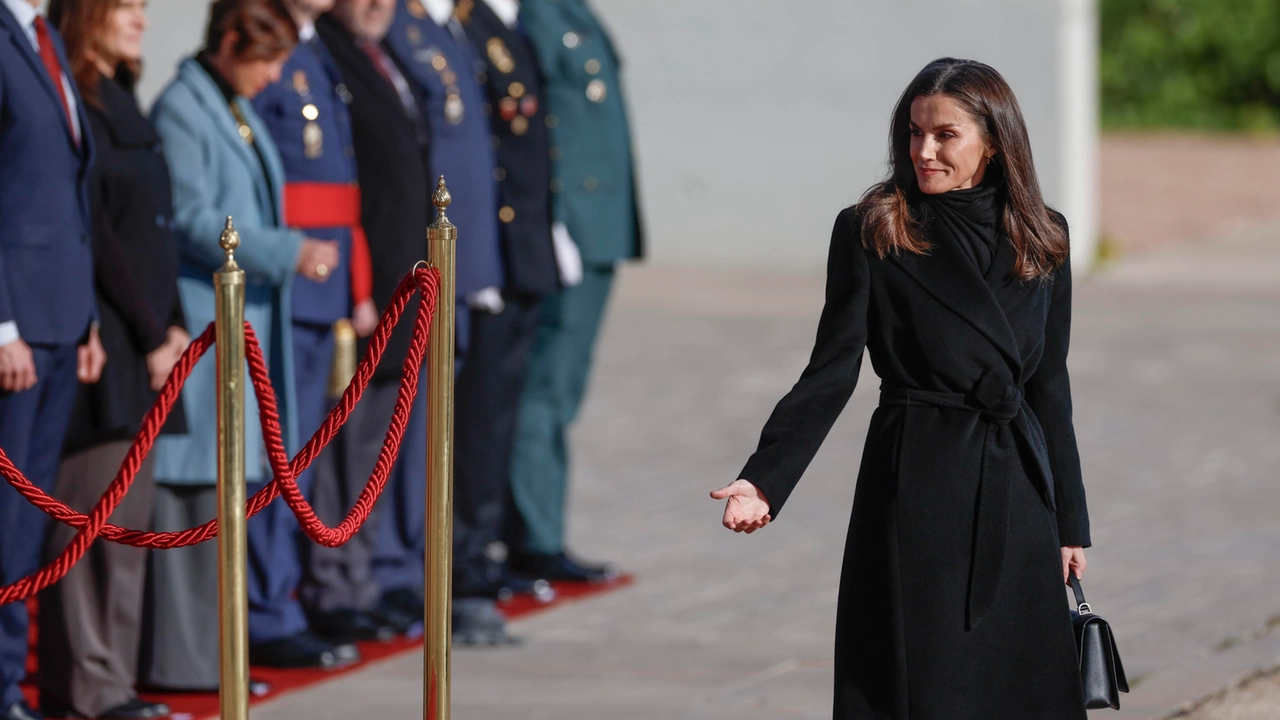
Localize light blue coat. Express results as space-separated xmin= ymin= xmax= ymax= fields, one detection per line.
xmin=151 ymin=57 xmax=302 ymax=485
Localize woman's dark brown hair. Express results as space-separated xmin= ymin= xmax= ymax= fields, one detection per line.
xmin=859 ymin=58 xmax=1068 ymax=280
xmin=204 ymin=0 xmax=298 ymax=61
xmin=48 ymin=0 xmax=141 ymax=109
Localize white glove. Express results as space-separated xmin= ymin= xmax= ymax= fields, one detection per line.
xmin=551 ymin=221 xmax=583 ymax=288
xmin=466 ymin=286 xmax=505 ymax=314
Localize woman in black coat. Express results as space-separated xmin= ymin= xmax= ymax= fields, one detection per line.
xmin=713 ymin=58 xmax=1092 ymax=719
xmin=38 ymin=1 xmax=186 ymax=717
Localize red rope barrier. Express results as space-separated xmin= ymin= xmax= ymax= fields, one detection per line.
xmin=0 ymin=267 xmax=440 ymax=605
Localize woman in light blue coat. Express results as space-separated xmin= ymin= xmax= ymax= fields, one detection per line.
xmin=143 ymin=0 xmax=352 ymax=689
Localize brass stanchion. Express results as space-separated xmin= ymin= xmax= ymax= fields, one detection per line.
xmin=215 ymin=218 xmax=249 ymax=720
xmin=425 ymin=177 xmax=456 ymax=720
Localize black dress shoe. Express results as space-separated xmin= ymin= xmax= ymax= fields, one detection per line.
xmin=4 ymin=702 xmax=42 ymax=720
xmin=381 ymin=587 xmax=424 ymax=619
xmin=95 ymin=699 xmax=170 ymax=719
xmin=308 ymin=608 xmax=396 ymax=644
xmin=455 ymin=561 xmax=556 ymax=603
xmin=451 ymin=598 xmax=520 ymax=647
xmin=249 ymin=630 xmax=358 ymax=669
xmin=508 ymin=550 xmax=620 ymax=584
xmin=371 ymin=603 xmax=419 ymax=636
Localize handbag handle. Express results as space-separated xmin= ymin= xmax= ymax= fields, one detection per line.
xmin=1069 ymin=572 xmax=1092 ymax=616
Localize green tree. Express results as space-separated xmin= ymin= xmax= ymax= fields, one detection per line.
xmin=1101 ymin=0 xmax=1280 ymax=129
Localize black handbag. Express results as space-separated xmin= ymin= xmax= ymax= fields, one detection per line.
xmin=1070 ymin=573 xmax=1129 ymax=710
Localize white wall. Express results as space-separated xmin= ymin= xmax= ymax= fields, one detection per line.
xmin=133 ymin=0 xmax=1098 ymax=271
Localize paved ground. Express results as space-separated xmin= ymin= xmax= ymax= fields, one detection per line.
xmin=1100 ymin=134 xmax=1280 ymax=253
xmin=250 ymin=214 xmax=1280 ymax=719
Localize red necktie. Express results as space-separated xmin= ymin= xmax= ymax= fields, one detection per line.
xmin=32 ymin=16 xmax=77 ymax=145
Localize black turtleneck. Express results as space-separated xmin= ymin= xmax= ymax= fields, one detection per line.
xmin=918 ymin=182 xmax=1001 ymax=276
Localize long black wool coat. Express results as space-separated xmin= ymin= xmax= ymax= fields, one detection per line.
xmin=740 ymin=206 xmax=1091 ymax=719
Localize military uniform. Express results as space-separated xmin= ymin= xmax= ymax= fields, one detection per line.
xmin=251 ymin=32 xmax=376 ymax=635
xmin=379 ymin=0 xmax=505 ymax=596
xmin=507 ymin=0 xmax=642 ymax=559
xmin=449 ymin=0 xmax=561 ymax=597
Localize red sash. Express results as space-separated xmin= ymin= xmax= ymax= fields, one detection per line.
xmin=284 ymin=182 xmax=372 ymax=304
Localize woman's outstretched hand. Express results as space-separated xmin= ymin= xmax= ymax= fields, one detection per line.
xmin=1061 ymin=546 xmax=1087 ymax=584
xmin=711 ymin=479 xmax=772 ymax=534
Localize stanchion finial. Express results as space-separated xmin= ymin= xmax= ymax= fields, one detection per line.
xmin=219 ymin=216 xmax=241 ymax=270
xmin=432 ymin=176 xmax=451 ymax=214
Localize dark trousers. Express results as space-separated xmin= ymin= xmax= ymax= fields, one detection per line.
xmin=370 ymin=367 xmax=428 ymax=594
xmin=453 ymin=295 xmax=542 ymax=595
xmin=299 ymin=369 xmax=391 ymax=614
xmin=38 ymin=442 xmax=155 ymax=716
xmin=0 ymin=343 xmax=79 ymax=709
xmin=508 ymin=267 xmax=614 ymax=555
xmin=243 ymin=322 xmax=334 ymax=641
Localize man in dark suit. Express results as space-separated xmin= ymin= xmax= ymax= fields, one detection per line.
xmin=449 ymin=0 xmax=563 ymax=622
xmin=316 ymin=0 xmax=434 ymax=633
xmin=0 ymin=0 xmax=104 ymax=718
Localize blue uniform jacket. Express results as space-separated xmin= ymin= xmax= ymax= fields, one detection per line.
xmin=253 ymin=38 xmax=359 ymax=326
xmin=387 ymin=2 xmax=504 ymax=298
xmin=151 ymin=58 xmax=301 ymax=485
xmin=0 ymin=3 xmax=95 ymax=344
xmin=520 ymin=0 xmax=643 ymax=265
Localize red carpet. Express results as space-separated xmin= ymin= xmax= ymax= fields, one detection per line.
xmin=21 ymin=575 xmax=634 ymax=720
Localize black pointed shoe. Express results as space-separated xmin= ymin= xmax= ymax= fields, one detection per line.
xmin=508 ymin=550 xmax=620 ymax=584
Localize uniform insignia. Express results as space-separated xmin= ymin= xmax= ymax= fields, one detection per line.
xmin=431 ymin=52 xmax=448 ymax=71
xmin=407 ymin=0 xmax=427 ymax=19
xmin=508 ymin=82 xmax=526 ymax=99
xmin=498 ymin=96 xmax=519 ymax=121
xmin=510 ymin=116 xmax=528 ymax=136
xmin=486 ymin=38 xmax=515 ymax=74
xmin=292 ymin=70 xmax=309 ymax=95
xmin=303 ymin=121 xmax=324 ymax=158
xmin=445 ymin=94 xmax=465 ymax=125
xmin=519 ymin=96 xmax=538 ymax=117
xmin=586 ymin=79 xmax=607 ymax=103
xmin=407 ymin=25 xmax=422 ymax=46
xmin=302 ymin=103 xmax=319 ymax=121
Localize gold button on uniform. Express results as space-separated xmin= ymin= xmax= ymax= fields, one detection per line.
xmin=584 ymin=59 xmax=601 ymax=75
xmin=586 ymin=79 xmax=607 ymax=103
xmin=508 ymin=82 xmax=526 ymax=98
xmin=583 ymin=176 xmax=599 ymax=191
xmin=302 ymin=103 xmax=319 ymax=121
xmin=431 ymin=55 xmax=448 ymax=71
xmin=562 ymin=31 xmax=580 ymax=48
xmin=499 ymin=206 xmax=516 ymax=223
xmin=511 ymin=116 xmax=529 ymax=135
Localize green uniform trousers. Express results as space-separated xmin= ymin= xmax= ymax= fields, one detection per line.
xmin=509 ymin=264 xmax=615 ymax=554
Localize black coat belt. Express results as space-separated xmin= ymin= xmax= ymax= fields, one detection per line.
xmin=879 ymin=373 xmax=1056 ymax=630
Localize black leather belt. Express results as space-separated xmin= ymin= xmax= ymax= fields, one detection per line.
xmin=879 ymin=372 xmax=1055 ymax=630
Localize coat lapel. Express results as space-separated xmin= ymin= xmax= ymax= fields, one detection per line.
xmin=888 ymin=228 xmax=1022 ymax=369
xmin=0 ymin=9 xmax=77 ymax=147
xmin=179 ymin=59 xmax=266 ymax=192
xmin=238 ymin=96 xmax=285 ymax=225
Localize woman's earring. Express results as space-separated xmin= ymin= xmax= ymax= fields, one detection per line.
xmin=987 ymin=154 xmax=996 ymax=165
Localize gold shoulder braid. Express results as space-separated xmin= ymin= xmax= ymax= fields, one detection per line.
xmin=228 ymin=102 xmax=255 ymax=144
